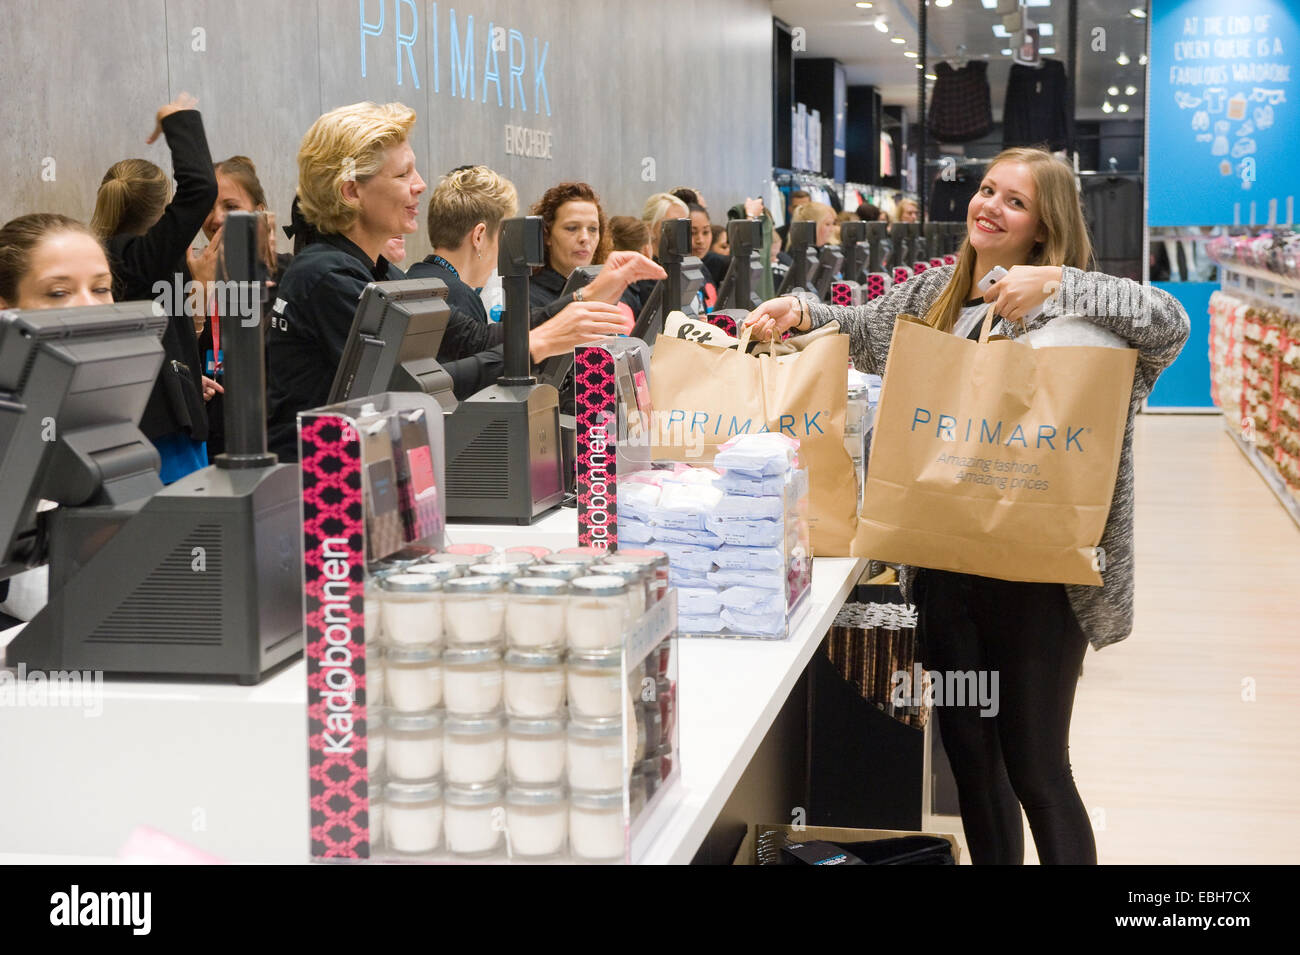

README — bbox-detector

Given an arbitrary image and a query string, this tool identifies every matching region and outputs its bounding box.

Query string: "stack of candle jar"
[365,543,678,862]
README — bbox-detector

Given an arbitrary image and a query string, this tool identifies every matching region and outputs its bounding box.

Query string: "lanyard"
[429,254,459,279]
[210,297,220,371]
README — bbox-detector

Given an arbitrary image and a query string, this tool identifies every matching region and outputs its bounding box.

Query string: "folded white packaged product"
[620,483,662,522]
[677,587,723,615]
[661,465,722,485]
[716,471,787,497]
[721,606,786,636]
[712,494,785,522]
[653,482,724,528]
[675,549,719,573]
[712,545,786,571]
[618,519,655,545]
[654,540,719,562]
[708,567,784,590]
[653,526,724,547]
[714,433,798,475]
[704,517,783,547]
[679,613,725,633]
[719,586,787,615]
[670,567,713,588]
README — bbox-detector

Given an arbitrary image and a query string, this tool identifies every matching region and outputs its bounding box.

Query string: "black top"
[106,109,218,442]
[405,257,506,400]
[265,233,402,461]
[529,265,566,310]
[1002,59,1074,153]
[702,251,729,288]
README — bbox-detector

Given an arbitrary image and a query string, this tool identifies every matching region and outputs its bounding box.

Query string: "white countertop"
[0,507,864,864]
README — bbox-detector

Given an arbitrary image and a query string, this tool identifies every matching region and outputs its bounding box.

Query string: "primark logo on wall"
[359,2,556,160]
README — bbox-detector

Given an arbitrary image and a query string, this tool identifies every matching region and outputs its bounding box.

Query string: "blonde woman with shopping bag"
[746,147,1190,865]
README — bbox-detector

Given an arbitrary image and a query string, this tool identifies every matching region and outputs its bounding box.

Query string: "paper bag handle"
[976,302,999,344]
[735,320,778,357]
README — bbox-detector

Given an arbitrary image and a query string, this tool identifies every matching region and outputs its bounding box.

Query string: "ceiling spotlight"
[1000,48,1013,56]
[1130,7,1147,17]
[891,35,906,43]
[993,25,1010,37]
[1139,54,1148,65]
[1102,101,1115,113]
[904,50,919,58]
[1117,53,1131,65]
[925,73,938,80]
[1108,86,1119,96]
[1118,103,1131,112]
[874,17,889,33]
[1039,24,1053,36]
[1040,47,1056,54]
[1125,85,1138,95]
[855,2,873,8]
[935,0,953,7]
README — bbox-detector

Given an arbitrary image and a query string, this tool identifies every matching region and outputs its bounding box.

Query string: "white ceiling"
[770,0,1149,121]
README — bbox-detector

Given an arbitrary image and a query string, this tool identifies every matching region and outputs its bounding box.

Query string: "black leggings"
[914,568,1096,865]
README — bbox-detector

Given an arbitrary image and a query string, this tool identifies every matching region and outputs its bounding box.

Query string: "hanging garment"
[1002,59,1073,152]
[768,180,786,228]
[929,171,980,222]
[881,133,895,176]
[1081,176,1144,281]
[927,61,994,143]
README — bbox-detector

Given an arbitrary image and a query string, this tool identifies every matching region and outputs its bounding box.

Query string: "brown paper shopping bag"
[650,324,858,554]
[855,306,1137,585]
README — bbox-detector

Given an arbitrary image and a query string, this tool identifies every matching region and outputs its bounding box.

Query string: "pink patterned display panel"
[574,346,618,552]
[892,266,911,285]
[866,273,892,300]
[301,414,371,860]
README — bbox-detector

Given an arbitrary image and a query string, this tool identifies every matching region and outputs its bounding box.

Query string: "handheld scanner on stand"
[777,220,817,295]
[839,221,869,284]
[715,218,764,310]
[498,215,545,385]
[657,218,690,336]
[888,222,910,279]
[866,222,890,273]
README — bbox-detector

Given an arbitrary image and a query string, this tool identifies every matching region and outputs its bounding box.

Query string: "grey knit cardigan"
[807,265,1191,651]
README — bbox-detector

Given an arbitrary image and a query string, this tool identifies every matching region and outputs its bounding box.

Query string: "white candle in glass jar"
[379,573,444,648]
[567,649,623,720]
[503,649,566,718]
[567,717,625,791]
[367,646,385,707]
[442,645,503,716]
[569,790,626,861]
[507,716,566,784]
[369,707,387,777]
[506,578,569,649]
[370,780,386,849]
[443,577,507,646]
[386,710,443,781]
[443,712,506,785]
[567,576,630,650]
[384,646,443,713]
[385,779,443,855]
[364,576,384,647]
[590,562,648,622]
[506,785,567,859]
[443,782,504,856]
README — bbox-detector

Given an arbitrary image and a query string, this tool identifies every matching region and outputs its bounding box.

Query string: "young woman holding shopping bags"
[745,147,1190,865]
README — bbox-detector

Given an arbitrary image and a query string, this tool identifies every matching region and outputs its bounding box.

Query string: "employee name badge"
[204,348,223,376]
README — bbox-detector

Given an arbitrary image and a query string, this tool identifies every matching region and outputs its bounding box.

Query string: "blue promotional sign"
[1148,0,1299,226]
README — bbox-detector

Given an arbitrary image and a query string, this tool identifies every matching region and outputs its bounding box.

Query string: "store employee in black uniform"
[265,102,426,461]
[407,166,664,400]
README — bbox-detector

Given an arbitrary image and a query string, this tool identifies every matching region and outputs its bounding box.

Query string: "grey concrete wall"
[0,0,772,262]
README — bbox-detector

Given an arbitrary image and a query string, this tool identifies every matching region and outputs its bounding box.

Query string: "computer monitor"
[327,279,455,410]
[0,302,168,583]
